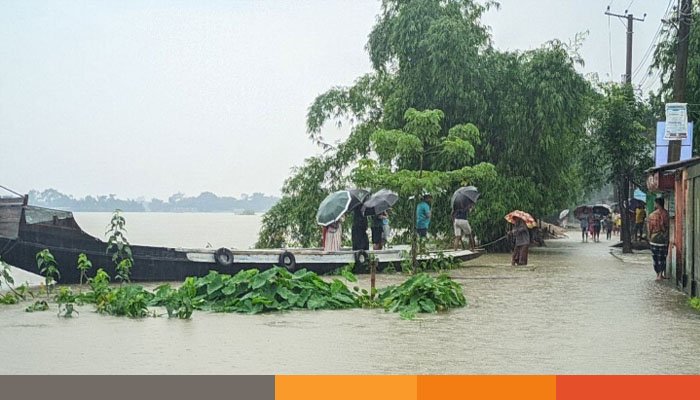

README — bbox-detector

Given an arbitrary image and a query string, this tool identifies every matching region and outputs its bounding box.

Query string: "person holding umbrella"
[361,189,399,250]
[348,189,370,251]
[371,210,388,250]
[322,218,343,252]
[317,190,353,252]
[505,210,534,266]
[451,186,479,250]
[452,204,474,250]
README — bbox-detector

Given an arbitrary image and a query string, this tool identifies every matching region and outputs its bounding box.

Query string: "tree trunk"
[620,175,632,253]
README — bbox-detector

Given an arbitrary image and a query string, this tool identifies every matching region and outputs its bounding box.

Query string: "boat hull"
[0,200,483,283]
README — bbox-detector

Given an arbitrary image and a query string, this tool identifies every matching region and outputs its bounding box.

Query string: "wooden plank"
[0,204,21,239]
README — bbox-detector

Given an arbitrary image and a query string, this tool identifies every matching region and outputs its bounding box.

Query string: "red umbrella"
[504,210,537,228]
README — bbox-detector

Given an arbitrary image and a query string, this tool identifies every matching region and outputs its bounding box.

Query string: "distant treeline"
[28,189,279,213]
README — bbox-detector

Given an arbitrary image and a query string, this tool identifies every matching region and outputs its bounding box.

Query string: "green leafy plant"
[416,253,460,273]
[378,273,466,320]
[75,268,111,306]
[76,253,93,286]
[25,300,49,312]
[191,267,358,314]
[150,278,199,319]
[55,286,76,304]
[58,303,78,318]
[106,210,134,283]
[36,249,60,297]
[0,292,19,304]
[97,285,153,318]
[1,258,29,303]
[55,287,78,318]
[690,297,700,311]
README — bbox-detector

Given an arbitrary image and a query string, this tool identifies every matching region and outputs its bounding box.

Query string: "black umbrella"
[627,198,646,212]
[347,189,370,211]
[361,189,399,216]
[574,205,592,220]
[451,186,480,210]
[592,204,611,216]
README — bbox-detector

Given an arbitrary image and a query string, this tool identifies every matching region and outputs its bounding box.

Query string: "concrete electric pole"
[604,6,645,254]
[668,0,693,163]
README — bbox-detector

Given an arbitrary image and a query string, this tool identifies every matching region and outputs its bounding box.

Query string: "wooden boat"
[0,195,483,284]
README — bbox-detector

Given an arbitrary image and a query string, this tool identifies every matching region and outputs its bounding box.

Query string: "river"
[1,213,700,374]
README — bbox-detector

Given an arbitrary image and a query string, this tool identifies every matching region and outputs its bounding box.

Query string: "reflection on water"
[2,215,700,374]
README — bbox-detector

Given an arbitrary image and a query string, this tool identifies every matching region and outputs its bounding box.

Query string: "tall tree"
[650,2,699,153]
[258,0,595,248]
[590,84,653,253]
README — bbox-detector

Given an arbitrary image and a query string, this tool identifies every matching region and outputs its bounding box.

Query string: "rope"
[0,185,23,197]
[476,235,508,249]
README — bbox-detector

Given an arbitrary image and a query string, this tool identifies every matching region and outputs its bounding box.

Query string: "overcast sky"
[0,0,673,200]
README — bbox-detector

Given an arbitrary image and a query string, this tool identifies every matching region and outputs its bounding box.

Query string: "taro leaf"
[298,289,312,306]
[221,283,238,296]
[332,292,354,305]
[340,269,357,283]
[330,279,345,294]
[251,273,269,290]
[399,304,421,320]
[206,274,224,296]
[306,294,326,310]
[285,292,300,306]
[277,286,293,300]
[419,298,436,313]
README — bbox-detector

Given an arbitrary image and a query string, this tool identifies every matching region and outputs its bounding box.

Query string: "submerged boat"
[0,195,483,284]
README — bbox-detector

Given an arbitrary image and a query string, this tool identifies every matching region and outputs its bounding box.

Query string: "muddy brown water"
[2,214,700,374]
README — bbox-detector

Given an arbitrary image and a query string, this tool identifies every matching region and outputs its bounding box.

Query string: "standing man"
[635,205,647,241]
[647,198,670,281]
[579,216,589,242]
[351,207,369,251]
[371,211,387,250]
[452,203,474,250]
[605,215,613,240]
[416,193,432,239]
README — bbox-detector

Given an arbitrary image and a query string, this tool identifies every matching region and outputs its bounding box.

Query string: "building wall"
[687,164,700,296]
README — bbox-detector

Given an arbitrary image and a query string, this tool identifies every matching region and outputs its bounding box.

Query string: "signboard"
[664,103,688,140]
[655,121,694,167]
[646,172,675,192]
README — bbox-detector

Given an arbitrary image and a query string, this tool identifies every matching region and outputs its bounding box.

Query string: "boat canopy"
[24,206,73,225]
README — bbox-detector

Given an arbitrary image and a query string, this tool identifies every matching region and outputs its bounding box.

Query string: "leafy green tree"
[352,108,496,267]
[650,2,699,153]
[258,0,595,248]
[590,84,653,253]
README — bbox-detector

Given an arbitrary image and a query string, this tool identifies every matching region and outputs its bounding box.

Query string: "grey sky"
[0,0,672,200]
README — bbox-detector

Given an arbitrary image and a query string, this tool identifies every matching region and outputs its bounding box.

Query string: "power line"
[631,0,675,79]
[608,16,615,80]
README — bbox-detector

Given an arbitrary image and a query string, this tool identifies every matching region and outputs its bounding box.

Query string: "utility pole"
[668,0,693,162]
[605,6,646,254]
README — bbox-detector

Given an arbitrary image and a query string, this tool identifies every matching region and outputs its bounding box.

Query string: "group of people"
[418,193,476,251]
[575,199,671,281]
[322,206,393,253]
[321,193,477,253]
[579,214,615,243]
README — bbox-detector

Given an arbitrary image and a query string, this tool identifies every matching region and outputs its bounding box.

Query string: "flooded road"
[2,236,700,374]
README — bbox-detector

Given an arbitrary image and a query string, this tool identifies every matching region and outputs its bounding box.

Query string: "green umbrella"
[316,191,352,226]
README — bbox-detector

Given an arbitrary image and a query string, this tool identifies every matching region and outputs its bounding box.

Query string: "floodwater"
[2,213,700,374]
